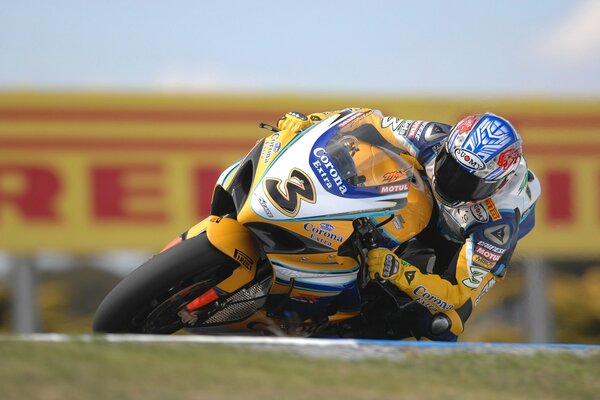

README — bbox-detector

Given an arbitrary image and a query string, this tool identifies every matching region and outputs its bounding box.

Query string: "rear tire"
[92,233,237,333]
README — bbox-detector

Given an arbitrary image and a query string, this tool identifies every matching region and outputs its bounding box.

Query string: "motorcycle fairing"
[244,111,414,222]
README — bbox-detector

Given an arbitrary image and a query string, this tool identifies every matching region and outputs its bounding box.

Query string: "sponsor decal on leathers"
[474,277,496,306]
[475,245,502,262]
[412,285,454,311]
[476,240,506,254]
[483,198,501,221]
[462,264,489,289]
[483,224,510,246]
[470,203,489,223]
[381,117,413,136]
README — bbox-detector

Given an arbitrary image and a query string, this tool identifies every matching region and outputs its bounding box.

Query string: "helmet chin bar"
[432,180,466,208]
[431,175,464,207]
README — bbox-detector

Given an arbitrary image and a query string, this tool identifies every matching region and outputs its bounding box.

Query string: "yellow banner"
[0,92,599,258]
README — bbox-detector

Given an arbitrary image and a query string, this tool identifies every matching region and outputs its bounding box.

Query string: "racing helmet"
[433,113,522,207]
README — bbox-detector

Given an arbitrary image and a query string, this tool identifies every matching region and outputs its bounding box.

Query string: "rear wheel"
[92,233,238,333]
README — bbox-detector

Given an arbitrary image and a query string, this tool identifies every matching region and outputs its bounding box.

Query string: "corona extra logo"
[311,147,349,195]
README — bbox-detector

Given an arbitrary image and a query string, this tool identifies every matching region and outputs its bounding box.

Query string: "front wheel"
[92,233,238,334]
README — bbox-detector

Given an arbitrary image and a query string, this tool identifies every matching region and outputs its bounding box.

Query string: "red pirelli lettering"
[545,170,572,223]
[194,167,222,219]
[91,165,166,222]
[0,165,61,221]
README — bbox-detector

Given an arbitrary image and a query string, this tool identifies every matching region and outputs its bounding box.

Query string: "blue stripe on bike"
[271,260,359,275]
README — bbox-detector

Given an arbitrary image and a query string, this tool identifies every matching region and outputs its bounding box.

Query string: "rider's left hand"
[367,248,405,281]
[277,111,312,133]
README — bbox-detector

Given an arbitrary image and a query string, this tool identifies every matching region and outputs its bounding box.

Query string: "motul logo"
[475,246,501,261]
[378,182,409,194]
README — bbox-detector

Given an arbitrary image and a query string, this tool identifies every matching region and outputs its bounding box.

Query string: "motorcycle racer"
[277,109,541,341]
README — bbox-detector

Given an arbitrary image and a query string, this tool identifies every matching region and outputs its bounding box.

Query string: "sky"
[1,0,599,96]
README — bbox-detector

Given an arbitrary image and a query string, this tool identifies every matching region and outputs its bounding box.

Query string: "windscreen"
[317,112,414,195]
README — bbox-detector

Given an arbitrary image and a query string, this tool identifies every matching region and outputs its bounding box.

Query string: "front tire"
[92,233,237,333]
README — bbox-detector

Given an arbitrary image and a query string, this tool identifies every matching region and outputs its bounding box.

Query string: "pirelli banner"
[0,92,598,259]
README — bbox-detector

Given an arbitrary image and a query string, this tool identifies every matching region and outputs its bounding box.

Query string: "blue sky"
[1,0,599,95]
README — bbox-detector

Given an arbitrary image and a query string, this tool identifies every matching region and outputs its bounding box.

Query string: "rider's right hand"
[277,111,312,133]
[367,248,406,281]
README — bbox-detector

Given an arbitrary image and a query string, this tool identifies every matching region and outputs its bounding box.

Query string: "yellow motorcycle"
[93,109,433,338]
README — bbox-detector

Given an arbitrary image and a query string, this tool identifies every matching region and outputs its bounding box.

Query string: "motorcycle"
[93,109,434,338]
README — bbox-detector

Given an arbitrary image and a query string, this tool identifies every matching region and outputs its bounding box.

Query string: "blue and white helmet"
[433,113,522,207]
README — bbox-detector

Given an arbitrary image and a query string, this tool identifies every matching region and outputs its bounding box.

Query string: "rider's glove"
[367,248,405,281]
[277,111,312,133]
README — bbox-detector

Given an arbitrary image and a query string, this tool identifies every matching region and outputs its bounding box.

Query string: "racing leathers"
[279,108,542,341]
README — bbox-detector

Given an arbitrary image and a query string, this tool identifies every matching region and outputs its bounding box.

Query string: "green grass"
[0,341,598,400]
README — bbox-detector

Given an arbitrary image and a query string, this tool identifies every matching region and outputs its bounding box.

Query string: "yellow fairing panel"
[184,217,211,239]
[376,173,433,243]
[253,130,298,182]
[205,216,260,293]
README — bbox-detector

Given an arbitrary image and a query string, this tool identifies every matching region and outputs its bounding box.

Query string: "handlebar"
[353,218,417,311]
[258,122,280,133]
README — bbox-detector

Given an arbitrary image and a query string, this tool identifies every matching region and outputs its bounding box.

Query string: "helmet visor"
[434,145,504,204]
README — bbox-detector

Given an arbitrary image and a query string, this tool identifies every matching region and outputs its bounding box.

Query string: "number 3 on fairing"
[264,168,316,217]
